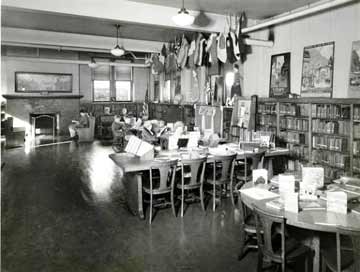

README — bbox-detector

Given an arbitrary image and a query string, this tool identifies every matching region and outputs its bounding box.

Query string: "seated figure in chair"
[112,115,127,153]
[68,109,89,140]
[141,121,158,145]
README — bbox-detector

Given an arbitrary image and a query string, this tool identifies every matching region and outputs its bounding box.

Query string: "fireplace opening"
[30,113,60,139]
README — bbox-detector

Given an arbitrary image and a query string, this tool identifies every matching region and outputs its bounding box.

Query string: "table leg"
[136,174,144,220]
[267,158,274,179]
[123,173,144,220]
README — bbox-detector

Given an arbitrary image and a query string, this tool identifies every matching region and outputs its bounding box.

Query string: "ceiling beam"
[2,0,227,33]
[1,27,164,53]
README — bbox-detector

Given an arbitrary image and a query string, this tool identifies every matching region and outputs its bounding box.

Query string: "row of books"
[354,140,360,156]
[311,104,350,119]
[312,135,348,152]
[287,143,309,160]
[257,115,277,127]
[229,127,273,142]
[354,107,360,121]
[279,131,308,145]
[323,166,345,180]
[257,103,277,114]
[279,103,310,117]
[311,120,350,135]
[280,118,309,131]
[355,124,360,139]
[312,150,349,169]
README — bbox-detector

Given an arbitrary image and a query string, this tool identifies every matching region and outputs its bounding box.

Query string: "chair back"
[78,116,96,142]
[211,153,237,183]
[244,150,266,170]
[336,226,360,272]
[149,159,178,192]
[253,205,286,270]
[180,157,207,187]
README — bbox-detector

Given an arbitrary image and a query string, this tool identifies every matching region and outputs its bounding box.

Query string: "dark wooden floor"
[1,141,257,272]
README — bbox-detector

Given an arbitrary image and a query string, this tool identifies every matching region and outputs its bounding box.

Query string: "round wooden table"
[240,182,360,272]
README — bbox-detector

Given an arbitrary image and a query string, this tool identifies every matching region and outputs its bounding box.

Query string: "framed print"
[269,52,291,98]
[349,40,360,93]
[301,42,334,98]
[15,72,72,93]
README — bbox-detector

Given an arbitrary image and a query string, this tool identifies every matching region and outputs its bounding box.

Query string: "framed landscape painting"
[301,42,334,98]
[15,72,72,93]
[269,52,291,98]
[349,40,360,92]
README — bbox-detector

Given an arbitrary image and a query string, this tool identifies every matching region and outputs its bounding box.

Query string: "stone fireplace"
[30,113,60,138]
[3,95,83,136]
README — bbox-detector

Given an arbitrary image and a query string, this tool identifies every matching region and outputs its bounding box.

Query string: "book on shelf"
[311,104,350,119]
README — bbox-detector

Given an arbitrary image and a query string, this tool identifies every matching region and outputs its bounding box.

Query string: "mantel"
[3,94,83,99]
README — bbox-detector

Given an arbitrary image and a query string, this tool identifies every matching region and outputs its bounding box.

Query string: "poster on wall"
[269,52,291,98]
[300,42,334,98]
[349,40,360,92]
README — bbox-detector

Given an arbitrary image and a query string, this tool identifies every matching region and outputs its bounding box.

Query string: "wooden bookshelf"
[256,97,360,180]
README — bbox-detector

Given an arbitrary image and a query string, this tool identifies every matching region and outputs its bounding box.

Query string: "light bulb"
[172,9,194,26]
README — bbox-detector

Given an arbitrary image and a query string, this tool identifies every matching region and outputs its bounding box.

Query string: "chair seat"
[270,237,311,263]
[205,178,230,185]
[143,185,172,195]
[176,183,201,190]
[322,247,354,271]
[243,213,257,233]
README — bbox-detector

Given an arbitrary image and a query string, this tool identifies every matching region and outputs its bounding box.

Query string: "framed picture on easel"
[269,52,291,98]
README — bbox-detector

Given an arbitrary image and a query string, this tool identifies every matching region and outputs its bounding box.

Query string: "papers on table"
[327,191,348,214]
[302,167,324,189]
[279,174,295,201]
[125,136,154,158]
[240,187,278,201]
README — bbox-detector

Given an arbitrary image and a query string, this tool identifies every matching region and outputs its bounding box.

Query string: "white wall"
[1,59,80,95]
[244,2,360,98]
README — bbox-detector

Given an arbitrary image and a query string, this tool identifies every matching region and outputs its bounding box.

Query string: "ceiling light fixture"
[172,0,194,27]
[111,24,125,57]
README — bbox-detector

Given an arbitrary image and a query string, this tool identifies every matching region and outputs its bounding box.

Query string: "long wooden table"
[109,147,290,219]
[240,182,360,272]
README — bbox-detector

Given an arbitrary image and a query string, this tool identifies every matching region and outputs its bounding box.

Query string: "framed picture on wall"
[15,72,72,93]
[269,52,291,98]
[300,42,335,98]
[349,40,360,93]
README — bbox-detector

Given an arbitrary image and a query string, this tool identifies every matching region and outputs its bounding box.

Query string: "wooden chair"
[177,156,207,217]
[205,153,236,212]
[142,159,178,224]
[232,150,266,206]
[236,182,260,260]
[77,116,96,142]
[321,226,360,272]
[253,205,313,272]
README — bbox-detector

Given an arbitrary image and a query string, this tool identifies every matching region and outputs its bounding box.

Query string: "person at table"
[68,109,89,140]
[112,115,127,152]
[120,108,128,122]
[141,121,158,144]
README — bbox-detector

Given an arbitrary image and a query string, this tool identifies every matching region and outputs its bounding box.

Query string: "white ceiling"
[128,0,319,19]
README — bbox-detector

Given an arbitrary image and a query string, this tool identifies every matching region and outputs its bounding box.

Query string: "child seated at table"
[112,115,127,152]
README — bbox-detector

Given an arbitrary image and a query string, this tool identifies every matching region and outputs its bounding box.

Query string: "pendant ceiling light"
[111,24,125,57]
[88,58,98,68]
[172,0,194,26]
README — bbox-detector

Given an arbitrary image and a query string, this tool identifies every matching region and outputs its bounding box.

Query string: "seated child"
[112,115,127,152]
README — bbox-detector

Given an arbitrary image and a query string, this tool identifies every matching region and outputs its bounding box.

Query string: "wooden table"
[109,147,290,219]
[240,182,360,272]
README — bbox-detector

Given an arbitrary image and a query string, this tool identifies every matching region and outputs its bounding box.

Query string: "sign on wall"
[349,40,360,93]
[300,42,335,98]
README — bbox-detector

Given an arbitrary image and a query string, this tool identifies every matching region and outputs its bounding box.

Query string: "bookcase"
[256,98,360,180]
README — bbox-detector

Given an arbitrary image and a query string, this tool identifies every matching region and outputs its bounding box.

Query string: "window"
[115,81,131,101]
[93,80,111,101]
[93,64,111,101]
[115,66,132,101]
[92,63,132,102]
